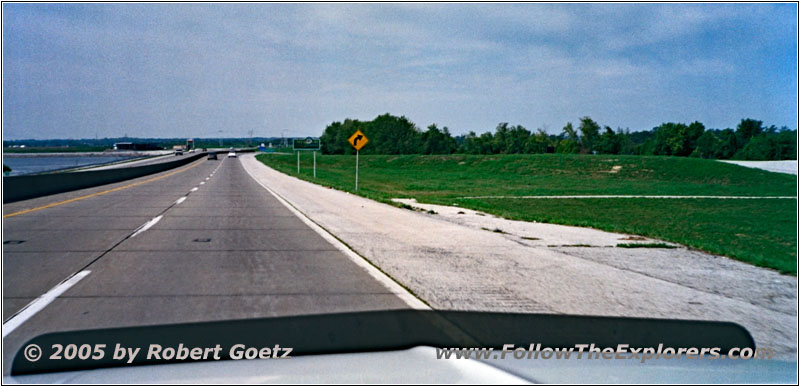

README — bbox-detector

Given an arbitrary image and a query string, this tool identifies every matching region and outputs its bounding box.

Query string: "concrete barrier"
[3,153,206,203]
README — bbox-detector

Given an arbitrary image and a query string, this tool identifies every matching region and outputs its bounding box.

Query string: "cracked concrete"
[242,154,797,360]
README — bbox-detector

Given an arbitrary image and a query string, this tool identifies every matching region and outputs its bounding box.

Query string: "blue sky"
[2,3,797,140]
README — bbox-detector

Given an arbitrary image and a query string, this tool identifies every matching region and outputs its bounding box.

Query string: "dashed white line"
[200,182,205,185]
[3,271,91,337]
[130,215,163,238]
[4,159,227,336]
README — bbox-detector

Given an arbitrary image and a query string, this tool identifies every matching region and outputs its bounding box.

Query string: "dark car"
[208,152,218,160]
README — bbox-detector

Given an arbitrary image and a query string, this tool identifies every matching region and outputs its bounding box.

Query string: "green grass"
[257,153,797,274]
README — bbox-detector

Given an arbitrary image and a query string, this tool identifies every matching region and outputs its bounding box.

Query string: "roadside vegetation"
[321,114,796,161]
[257,153,797,274]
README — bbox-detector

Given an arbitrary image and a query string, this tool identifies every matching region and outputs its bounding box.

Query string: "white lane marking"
[191,187,198,192]
[3,271,91,337]
[206,177,210,180]
[130,215,163,238]
[242,157,429,310]
[200,182,205,185]
[175,196,187,205]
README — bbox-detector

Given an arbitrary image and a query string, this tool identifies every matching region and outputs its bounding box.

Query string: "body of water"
[3,155,137,176]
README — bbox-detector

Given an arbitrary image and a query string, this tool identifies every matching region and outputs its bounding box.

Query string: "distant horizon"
[3,112,798,143]
[4,119,798,144]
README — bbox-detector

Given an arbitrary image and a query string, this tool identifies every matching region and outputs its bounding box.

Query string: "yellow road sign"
[348,130,369,151]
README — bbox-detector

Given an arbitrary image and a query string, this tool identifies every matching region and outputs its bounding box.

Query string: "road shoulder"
[240,154,797,360]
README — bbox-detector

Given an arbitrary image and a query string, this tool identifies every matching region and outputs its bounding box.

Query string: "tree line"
[320,113,796,160]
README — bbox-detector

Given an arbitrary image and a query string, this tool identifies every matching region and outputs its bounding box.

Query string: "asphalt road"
[2,155,409,374]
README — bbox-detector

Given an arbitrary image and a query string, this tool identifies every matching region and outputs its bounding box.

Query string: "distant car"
[227,151,237,158]
[208,152,218,160]
[174,151,183,156]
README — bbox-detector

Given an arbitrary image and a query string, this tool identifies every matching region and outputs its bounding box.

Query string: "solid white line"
[3,271,91,337]
[242,156,429,310]
[175,196,187,205]
[191,187,198,192]
[456,195,797,199]
[130,215,163,238]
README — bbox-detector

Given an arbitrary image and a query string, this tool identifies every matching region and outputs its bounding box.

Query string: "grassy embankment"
[257,153,797,274]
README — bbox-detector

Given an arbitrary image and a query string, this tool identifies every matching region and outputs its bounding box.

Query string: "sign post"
[355,151,359,191]
[292,137,321,177]
[347,130,369,191]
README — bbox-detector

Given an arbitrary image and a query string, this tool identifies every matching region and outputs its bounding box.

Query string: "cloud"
[1,3,796,140]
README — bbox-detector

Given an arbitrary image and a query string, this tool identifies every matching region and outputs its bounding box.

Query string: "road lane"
[3,159,216,320]
[0,156,218,356]
[2,156,410,375]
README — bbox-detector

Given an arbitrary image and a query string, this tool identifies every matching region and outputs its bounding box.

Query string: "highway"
[2,155,409,374]
[83,149,224,171]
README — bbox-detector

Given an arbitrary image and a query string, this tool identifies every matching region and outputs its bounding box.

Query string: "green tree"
[735,134,779,160]
[556,122,579,154]
[686,121,706,153]
[525,129,551,153]
[717,129,739,159]
[618,129,634,155]
[736,118,763,145]
[691,131,723,159]
[366,114,422,154]
[421,124,458,154]
[649,121,703,156]
[491,123,511,153]
[321,119,365,155]
[776,129,797,159]
[461,131,482,154]
[596,126,621,154]
[320,121,344,154]
[578,117,600,154]
[507,125,531,154]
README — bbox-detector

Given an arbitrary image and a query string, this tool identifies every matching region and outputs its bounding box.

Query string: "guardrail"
[3,153,207,204]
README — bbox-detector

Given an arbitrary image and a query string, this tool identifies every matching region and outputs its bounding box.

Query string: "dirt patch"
[619,236,647,241]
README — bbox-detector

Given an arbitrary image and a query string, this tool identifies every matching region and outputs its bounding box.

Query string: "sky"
[2,3,797,140]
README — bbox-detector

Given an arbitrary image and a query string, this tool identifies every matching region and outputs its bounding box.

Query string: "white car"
[227,151,237,158]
